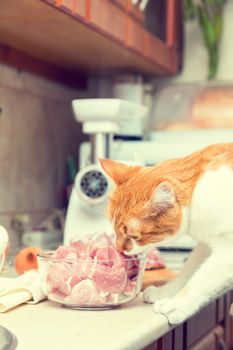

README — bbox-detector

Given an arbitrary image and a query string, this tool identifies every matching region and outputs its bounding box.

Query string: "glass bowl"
[37,252,146,310]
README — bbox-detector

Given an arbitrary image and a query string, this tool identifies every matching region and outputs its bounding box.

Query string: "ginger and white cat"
[100,143,233,324]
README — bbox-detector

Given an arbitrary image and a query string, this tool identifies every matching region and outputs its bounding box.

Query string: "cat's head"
[100,159,182,255]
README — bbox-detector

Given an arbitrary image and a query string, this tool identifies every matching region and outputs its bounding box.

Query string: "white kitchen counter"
[1,294,171,350]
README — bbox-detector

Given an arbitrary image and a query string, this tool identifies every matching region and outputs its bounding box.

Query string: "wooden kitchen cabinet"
[188,326,225,350]
[157,332,173,350]
[172,325,184,350]
[217,295,225,323]
[64,0,86,19]
[144,332,173,350]
[125,16,146,54]
[185,302,217,348]
[224,291,233,348]
[111,0,127,10]
[144,291,233,350]
[89,0,126,43]
[0,0,183,87]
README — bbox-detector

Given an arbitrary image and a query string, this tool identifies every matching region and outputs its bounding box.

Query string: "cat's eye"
[129,235,139,240]
[128,233,140,241]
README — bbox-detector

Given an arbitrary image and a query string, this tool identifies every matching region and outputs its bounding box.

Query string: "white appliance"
[64,99,148,245]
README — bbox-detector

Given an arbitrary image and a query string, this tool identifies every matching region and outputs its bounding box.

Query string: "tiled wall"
[0,63,87,247]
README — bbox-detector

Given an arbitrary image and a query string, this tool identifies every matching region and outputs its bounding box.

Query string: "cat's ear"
[99,159,140,186]
[152,181,175,206]
[143,181,175,218]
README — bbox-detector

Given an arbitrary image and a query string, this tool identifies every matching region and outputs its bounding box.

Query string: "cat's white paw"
[143,285,175,304]
[143,286,159,303]
[143,286,165,304]
[153,298,187,324]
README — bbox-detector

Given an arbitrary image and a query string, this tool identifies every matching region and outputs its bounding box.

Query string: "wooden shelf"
[0,0,181,85]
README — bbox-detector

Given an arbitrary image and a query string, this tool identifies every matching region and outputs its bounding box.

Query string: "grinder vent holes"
[80,170,108,199]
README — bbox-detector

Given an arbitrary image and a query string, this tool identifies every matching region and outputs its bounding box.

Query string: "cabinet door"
[157,331,173,350]
[224,291,233,348]
[189,332,216,350]
[188,325,224,350]
[185,301,217,348]
[143,343,158,350]
[217,295,225,323]
[172,325,184,350]
[143,331,172,350]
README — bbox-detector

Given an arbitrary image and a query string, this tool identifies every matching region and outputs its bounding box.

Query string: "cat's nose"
[116,238,124,251]
[116,236,132,252]
[122,237,133,252]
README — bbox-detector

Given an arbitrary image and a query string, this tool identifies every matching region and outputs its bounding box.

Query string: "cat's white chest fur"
[144,165,233,325]
[187,165,233,244]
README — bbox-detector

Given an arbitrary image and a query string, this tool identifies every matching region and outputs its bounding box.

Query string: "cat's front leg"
[153,245,233,324]
[144,242,209,304]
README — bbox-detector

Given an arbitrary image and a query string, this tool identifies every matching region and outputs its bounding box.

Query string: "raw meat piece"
[70,279,106,305]
[50,287,67,299]
[88,234,115,258]
[47,262,73,295]
[69,275,82,289]
[95,246,122,267]
[70,240,89,259]
[95,264,127,293]
[123,256,140,279]
[91,233,114,247]
[106,293,119,304]
[72,258,96,280]
[124,280,136,296]
[145,249,166,270]
[52,246,76,260]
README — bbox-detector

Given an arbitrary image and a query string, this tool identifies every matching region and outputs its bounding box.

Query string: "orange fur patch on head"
[102,164,182,251]
[99,159,141,186]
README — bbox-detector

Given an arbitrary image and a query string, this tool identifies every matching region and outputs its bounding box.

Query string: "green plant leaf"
[198,9,218,48]
[214,14,223,40]
[184,0,225,80]
[208,46,219,79]
[215,0,226,5]
[183,0,197,20]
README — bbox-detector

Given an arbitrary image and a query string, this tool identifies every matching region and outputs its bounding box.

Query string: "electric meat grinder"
[64,99,148,245]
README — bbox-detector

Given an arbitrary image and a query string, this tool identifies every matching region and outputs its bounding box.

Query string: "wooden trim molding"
[166,0,183,48]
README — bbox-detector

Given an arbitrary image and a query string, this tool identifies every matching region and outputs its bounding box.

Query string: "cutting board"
[142,268,176,290]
